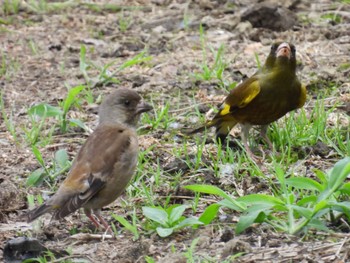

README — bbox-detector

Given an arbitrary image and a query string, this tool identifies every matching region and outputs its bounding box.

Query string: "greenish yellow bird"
[189,42,306,158]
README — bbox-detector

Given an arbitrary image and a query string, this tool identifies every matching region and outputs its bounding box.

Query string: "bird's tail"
[26,203,52,223]
[214,118,238,141]
[185,119,218,135]
[186,115,238,139]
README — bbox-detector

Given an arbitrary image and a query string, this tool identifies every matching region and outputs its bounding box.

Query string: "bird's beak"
[136,101,153,114]
[276,43,291,59]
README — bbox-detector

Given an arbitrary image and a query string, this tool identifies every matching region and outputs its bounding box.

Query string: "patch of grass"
[143,101,172,130]
[112,208,140,240]
[83,3,122,13]
[0,51,20,80]
[28,39,40,55]
[22,0,78,14]
[22,250,73,263]
[79,45,152,88]
[26,147,71,188]
[118,10,133,32]
[2,0,20,15]
[183,237,200,262]
[194,24,229,85]
[22,108,56,146]
[27,84,88,135]
[185,157,350,235]
[321,13,342,24]
[0,92,19,144]
[338,63,350,71]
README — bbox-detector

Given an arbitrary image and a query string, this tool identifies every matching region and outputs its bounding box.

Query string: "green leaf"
[286,177,323,192]
[199,204,220,225]
[328,201,350,217]
[218,199,244,211]
[236,209,267,234]
[339,183,350,195]
[69,118,89,132]
[308,218,329,232]
[297,195,317,206]
[184,184,245,211]
[63,85,85,114]
[112,214,137,236]
[327,157,350,191]
[142,207,168,226]
[26,168,45,187]
[55,149,69,169]
[291,205,313,219]
[314,200,329,214]
[176,217,203,228]
[31,145,45,167]
[237,194,284,206]
[28,103,63,118]
[318,158,350,202]
[314,169,327,184]
[275,164,286,186]
[118,51,152,71]
[156,226,174,237]
[169,205,187,225]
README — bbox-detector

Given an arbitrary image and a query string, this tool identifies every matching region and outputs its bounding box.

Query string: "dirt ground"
[1,0,350,262]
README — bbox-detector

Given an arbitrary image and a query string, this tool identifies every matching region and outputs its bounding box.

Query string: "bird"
[189,42,306,158]
[25,88,152,229]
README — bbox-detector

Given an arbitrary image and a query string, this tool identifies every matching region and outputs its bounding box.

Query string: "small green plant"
[80,45,152,88]
[23,108,56,146]
[194,24,228,84]
[28,39,40,55]
[2,0,20,15]
[182,3,190,31]
[0,92,18,143]
[22,0,76,14]
[24,0,49,13]
[26,147,71,187]
[22,249,72,263]
[183,237,200,262]
[0,51,20,80]
[321,13,342,24]
[142,204,203,237]
[142,101,171,130]
[185,157,350,235]
[118,10,133,32]
[112,208,140,241]
[144,256,156,263]
[28,84,88,134]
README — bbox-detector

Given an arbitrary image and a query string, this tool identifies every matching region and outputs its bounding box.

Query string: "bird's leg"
[84,208,101,229]
[93,209,110,231]
[241,124,259,160]
[260,125,273,151]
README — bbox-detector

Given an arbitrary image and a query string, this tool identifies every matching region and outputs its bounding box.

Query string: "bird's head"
[264,42,297,72]
[98,88,152,127]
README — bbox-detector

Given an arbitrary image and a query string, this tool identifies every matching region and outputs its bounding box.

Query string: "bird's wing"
[218,76,261,116]
[298,83,307,108]
[51,124,135,219]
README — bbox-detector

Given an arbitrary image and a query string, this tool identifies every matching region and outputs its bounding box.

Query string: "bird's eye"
[124,100,130,106]
[271,44,278,52]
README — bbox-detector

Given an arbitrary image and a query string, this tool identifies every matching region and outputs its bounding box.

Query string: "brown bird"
[189,42,306,158]
[25,88,152,229]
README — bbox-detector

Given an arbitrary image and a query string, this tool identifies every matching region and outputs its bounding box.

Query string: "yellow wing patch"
[237,81,260,108]
[220,103,231,116]
[297,83,307,108]
[218,79,261,116]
